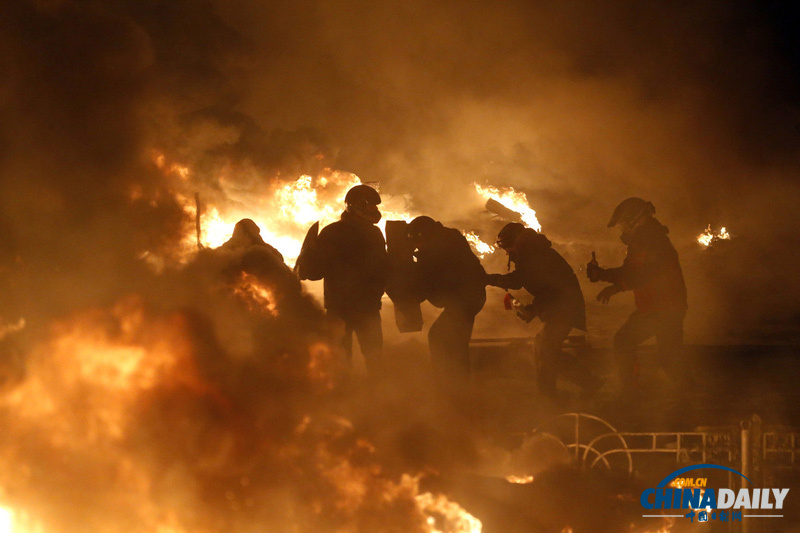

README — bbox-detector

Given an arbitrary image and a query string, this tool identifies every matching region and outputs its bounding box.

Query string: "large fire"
[177,170,365,266]
[1,151,565,533]
[146,152,500,268]
[0,288,482,532]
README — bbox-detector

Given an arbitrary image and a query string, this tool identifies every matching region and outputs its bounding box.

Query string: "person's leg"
[428,307,473,380]
[542,321,603,394]
[353,311,384,377]
[653,311,687,386]
[613,311,656,393]
[326,312,353,369]
[450,308,476,378]
[534,321,572,398]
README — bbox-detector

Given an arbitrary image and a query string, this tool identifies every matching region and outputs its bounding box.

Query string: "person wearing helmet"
[312,184,388,377]
[587,197,687,397]
[487,223,601,400]
[221,218,285,263]
[407,216,486,380]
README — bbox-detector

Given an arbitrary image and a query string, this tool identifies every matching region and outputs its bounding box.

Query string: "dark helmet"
[496,222,525,249]
[345,184,381,207]
[407,216,440,241]
[607,197,655,228]
[344,184,381,224]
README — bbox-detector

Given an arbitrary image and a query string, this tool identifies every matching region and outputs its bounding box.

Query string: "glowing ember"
[697,225,731,247]
[233,272,278,316]
[505,474,534,484]
[474,183,542,231]
[463,232,495,258]
[416,491,482,533]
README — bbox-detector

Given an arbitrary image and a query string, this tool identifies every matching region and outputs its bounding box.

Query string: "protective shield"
[385,220,423,332]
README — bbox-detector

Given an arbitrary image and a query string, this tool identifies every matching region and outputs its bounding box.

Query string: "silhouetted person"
[311,185,388,376]
[218,218,296,283]
[587,198,687,396]
[486,223,601,400]
[407,216,486,379]
[222,218,285,262]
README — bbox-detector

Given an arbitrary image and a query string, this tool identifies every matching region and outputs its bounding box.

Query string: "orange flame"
[144,154,525,268]
[505,475,534,484]
[474,183,542,231]
[697,225,731,247]
[463,232,495,258]
[416,490,483,533]
[233,272,278,316]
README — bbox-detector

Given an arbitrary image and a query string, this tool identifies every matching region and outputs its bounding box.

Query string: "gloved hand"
[485,273,505,287]
[596,285,622,305]
[586,261,604,283]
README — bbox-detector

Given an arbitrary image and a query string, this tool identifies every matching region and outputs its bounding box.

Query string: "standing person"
[587,197,687,396]
[486,223,602,400]
[407,216,486,379]
[309,184,388,377]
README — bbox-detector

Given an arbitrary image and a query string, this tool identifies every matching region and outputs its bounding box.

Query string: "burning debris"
[462,232,496,258]
[0,226,494,533]
[415,491,482,533]
[504,475,535,485]
[475,184,542,231]
[697,225,732,248]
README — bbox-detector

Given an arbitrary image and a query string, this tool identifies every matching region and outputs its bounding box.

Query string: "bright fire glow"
[146,153,517,267]
[416,492,482,533]
[182,172,363,266]
[0,506,44,533]
[474,183,542,231]
[233,272,278,316]
[0,296,489,533]
[0,507,12,533]
[505,475,534,484]
[463,232,495,258]
[697,225,731,247]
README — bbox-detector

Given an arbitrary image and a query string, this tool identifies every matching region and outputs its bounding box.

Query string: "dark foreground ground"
[343,338,800,533]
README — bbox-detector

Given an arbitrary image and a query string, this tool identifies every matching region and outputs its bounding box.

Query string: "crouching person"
[487,223,601,401]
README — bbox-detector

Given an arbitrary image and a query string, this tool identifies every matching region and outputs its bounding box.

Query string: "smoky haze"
[1,0,799,335]
[1,1,800,532]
